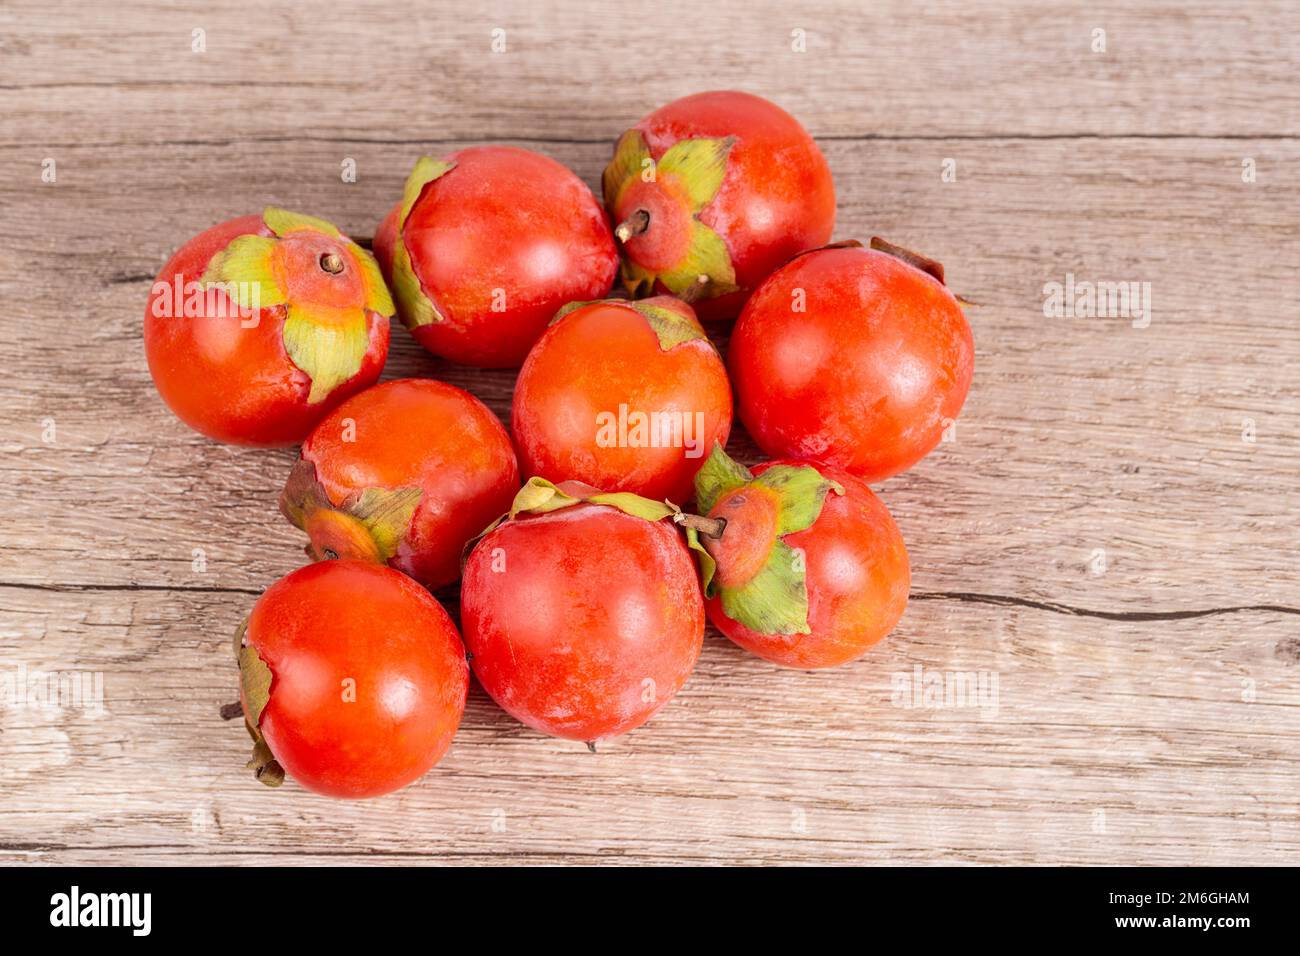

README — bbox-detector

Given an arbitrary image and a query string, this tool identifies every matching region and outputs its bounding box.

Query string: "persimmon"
[460,479,707,743]
[687,445,910,669]
[280,378,519,589]
[144,208,391,446]
[373,146,618,368]
[728,240,974,482]
[602,90,834,321]
[235,560,469,798]
[512,296,732,504]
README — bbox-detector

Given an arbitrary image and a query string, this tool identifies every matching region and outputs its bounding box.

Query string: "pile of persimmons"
[144,91,973,798]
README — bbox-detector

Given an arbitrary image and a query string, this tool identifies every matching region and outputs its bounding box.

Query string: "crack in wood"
[0,580,1294,621]
[911,591,1300,621]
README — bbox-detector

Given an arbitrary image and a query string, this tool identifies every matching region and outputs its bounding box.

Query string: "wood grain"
[1,0,1297,865]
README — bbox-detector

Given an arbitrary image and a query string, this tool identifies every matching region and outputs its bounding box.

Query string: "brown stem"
[219,701,244,721]
[678,273,712,304]
[614,209,650,243]
[674,512,727,539]
[319,252,345,275]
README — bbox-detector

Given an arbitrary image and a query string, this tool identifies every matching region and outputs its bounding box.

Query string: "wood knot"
[1274,638,1300,664]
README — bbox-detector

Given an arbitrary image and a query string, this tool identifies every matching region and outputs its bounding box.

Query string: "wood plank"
[2,586,1296,865]
[2,0,1298,144]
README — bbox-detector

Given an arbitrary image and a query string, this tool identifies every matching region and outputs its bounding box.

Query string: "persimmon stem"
[674,513,727,539]
[219,701,244,721]
[614,209,650,243]
[677,273,713,304]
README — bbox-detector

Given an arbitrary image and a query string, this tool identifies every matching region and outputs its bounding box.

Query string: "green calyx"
[464,476,716,585]
[264,207,341,239]
[233,618,284,788]
[281,308,369,405]
[392,156,457,330]
[692,443,843,636]
[602,130,739,302]
[550,297,711,352]
[200,206,392,405]
[279,457,423,566]
[200,234,284,310]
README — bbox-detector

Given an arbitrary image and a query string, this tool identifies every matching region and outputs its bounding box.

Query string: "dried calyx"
[390,157,457,329]
[550,296,714,353]
[869,236,945,285]
[867,236,978,304]
[232,618,284,788]
[463,476,716,582]
[279,458,423,567]
[791,237,976,305]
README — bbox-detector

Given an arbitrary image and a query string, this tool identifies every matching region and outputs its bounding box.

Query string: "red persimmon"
[373,146,618,368]
[512,296,732,504]
[280,378,519,589]
[729,240,974,483]
[460,480,706,743]
[602,90,835,321]
[236,560,469,798]
[690,445,910,669]
[144,208,391,446]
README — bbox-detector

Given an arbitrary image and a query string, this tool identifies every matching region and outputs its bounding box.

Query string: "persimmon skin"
[613,91,835,321]
[706,462,910,669]
[511,297,732,504]
[374,146,618,367]
[729,246,974,482]
[244,560,469,799]
[461,493,705,742]
[299,379,519,589]
[144,215,388,446]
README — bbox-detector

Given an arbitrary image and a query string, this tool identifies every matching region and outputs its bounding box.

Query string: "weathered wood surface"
[1,0,1297,865]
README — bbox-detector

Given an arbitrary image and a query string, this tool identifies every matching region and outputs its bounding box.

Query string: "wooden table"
[2,0,1296,865]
